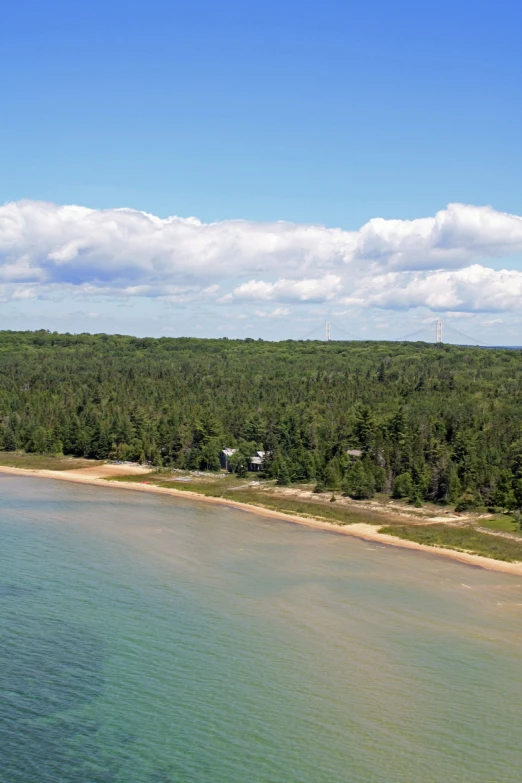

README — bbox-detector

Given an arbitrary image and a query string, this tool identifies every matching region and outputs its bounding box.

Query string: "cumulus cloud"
[353,265,522,313]
[254,307,291,318]
[222,275,342,303]
[1,199,522,313]
[353,203,522,270]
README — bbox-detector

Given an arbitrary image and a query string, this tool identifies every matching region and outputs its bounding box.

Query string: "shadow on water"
[0,583,45,598]
[0,599,177,783]
[0,609,132,783]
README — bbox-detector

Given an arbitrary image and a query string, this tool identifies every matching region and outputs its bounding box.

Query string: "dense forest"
[1,330,522,511]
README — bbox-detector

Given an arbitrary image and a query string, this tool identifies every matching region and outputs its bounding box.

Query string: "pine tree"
[343,460,375,499]
[355,405,375,451]
[492,470,516,510]
[323,458,342,490]
[277,460,291,486]
[515,478,522,510]
[392,472,413,499]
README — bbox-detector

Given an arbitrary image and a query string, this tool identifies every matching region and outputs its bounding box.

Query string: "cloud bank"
[1,199,522,313]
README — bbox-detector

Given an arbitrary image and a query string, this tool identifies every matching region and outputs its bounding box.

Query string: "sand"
[1,464,522,576]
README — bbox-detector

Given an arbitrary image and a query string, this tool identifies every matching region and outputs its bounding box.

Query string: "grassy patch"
[479,515,520,533]
[380,523,522,562]
[107,473,388,525]
[0,452,103,471]
[106,474,236,494]
[219,490,387,525]
[106,472,162,484]
[159,480,229,496]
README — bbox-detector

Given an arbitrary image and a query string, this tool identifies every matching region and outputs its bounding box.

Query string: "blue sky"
[1,0,521,343]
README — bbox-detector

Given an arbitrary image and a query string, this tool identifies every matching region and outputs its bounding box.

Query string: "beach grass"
[380,523,522,562]
[218,489,389,526]
[478,515,520,533]
[107,473,391,526]
[0,452,103,471]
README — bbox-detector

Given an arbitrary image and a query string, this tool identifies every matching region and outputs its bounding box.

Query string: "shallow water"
[1,475,522,782]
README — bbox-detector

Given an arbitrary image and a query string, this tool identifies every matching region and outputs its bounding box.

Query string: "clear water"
[1,475,522,782]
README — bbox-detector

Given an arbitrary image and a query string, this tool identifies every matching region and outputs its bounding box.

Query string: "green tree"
[515,478,522,509]
[492,470,516,510]
[409,485,423,507]
[373,465,387,492]
[199,441,221,471]
[2,426,17,451]
[355,405,375,451]
[228,449,249,477]
[276,459,291,486]
[243,414,266,443]
[342,460,375,499]
[392,471,413,499]
[1,330,522,509]
[323,458,342,490]
[455,489,479,512]
[194,412,222,445]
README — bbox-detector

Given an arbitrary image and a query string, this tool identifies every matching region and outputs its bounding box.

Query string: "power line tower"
[435,318,443,345]
[325,321,331,342]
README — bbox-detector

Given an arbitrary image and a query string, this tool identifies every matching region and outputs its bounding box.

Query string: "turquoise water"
[1,476,522,782]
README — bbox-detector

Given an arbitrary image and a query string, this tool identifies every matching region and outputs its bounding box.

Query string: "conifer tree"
[277,460,291,486]
[343,460,375,499]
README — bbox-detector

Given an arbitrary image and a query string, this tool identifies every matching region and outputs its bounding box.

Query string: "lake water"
[1,474,522,782]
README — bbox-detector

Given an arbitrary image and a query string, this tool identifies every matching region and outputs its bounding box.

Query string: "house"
[248,451,269,472]
[248,456,263,471]
[346,449,363,459]
[222,448,269,472]
[220,448,237,470]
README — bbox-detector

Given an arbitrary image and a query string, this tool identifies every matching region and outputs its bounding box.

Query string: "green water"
[1,475,522,782]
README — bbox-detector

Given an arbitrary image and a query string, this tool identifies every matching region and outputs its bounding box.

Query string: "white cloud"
[442,311,475,319]
[254,307,291,318]
[358,265,522,313]
[1,199,522,314]
[353,203,522,270]
[224,275,342,303]
[0,284,37,302]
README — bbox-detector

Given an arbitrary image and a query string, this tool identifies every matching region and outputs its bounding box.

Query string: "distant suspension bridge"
[300,318,494,346]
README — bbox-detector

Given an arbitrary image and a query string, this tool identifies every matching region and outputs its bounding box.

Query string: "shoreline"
[2,464,522,576]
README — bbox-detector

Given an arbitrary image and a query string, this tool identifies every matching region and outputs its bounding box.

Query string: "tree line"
[1,330,522,511]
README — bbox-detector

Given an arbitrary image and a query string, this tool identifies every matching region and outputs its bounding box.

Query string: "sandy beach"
[1,463,522,576]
